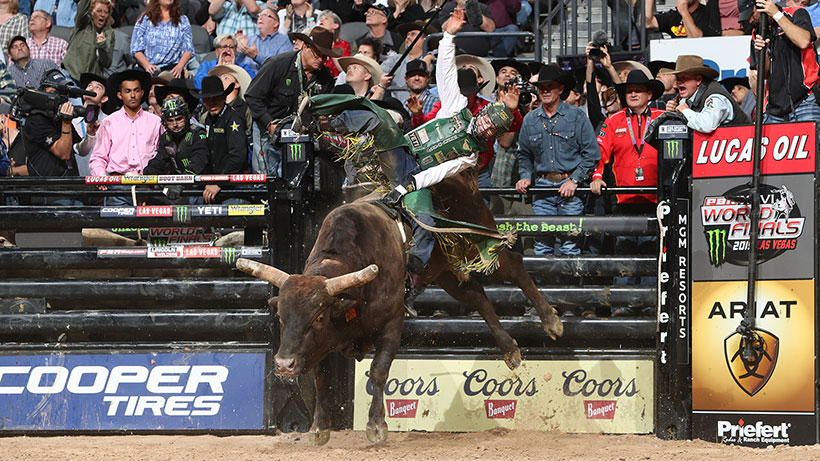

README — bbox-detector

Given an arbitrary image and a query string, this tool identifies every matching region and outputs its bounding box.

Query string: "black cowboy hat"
[491,58,531,80]
[107,69,152,103]
[155,77,198,109]
[647,60,676,78]
[397,19,438,36]
[288,26,343,58]
[534,64,576,99]
[615,69,665,105]
[192,75,234,100]
[79,72,106,90]
[458,68,490,96]
[720,76,750,92]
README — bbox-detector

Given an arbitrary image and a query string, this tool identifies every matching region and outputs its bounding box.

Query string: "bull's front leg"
[308,358,332,445]
[365,317,402,444]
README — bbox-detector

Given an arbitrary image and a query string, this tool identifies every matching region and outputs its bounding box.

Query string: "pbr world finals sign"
[690,122,817,446]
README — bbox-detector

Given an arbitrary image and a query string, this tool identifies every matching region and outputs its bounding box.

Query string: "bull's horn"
[237,258,290,288]
[324,264,379,296]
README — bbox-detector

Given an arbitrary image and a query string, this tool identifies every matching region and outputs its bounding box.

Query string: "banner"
[0,351,266,430]
[353,358,653,433]
[690,123,817,446]
[649,36,750,80]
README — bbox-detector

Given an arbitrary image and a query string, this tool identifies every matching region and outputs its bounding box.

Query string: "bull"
[237,174,564,445]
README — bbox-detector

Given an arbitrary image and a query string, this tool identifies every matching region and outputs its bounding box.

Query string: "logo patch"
[724,329,779,396]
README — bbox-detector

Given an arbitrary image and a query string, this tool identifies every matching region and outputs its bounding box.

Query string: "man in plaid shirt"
[403,59,439,120]
[27,9,67,67]
[210,0,267,37]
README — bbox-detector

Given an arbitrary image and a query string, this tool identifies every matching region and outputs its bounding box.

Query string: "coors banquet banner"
[690,122,817,446]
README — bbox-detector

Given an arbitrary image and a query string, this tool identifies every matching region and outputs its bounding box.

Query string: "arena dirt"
[2,429,820,460]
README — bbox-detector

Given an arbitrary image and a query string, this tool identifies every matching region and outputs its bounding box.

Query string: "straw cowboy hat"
[612,60,652,79]
[338,53,384,84]
[663,55,719,80]
[288,26,344,58]
[208,64,252,100]
[455,54,495,98]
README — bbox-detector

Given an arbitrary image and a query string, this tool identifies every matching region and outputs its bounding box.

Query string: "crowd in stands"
[0,0,816,317]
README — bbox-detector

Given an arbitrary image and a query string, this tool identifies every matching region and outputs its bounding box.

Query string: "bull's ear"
[267,296,279,314]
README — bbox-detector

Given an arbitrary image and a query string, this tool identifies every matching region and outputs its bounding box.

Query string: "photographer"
[584,39,622,130]
[23,70,82,203]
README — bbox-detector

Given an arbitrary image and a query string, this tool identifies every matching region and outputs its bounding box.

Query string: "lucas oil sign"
[353,358,653,433]
[0,351,266,430]
[690,122,817,446]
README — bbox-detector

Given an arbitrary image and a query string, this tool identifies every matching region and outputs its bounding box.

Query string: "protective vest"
[406,108,486,171]
[689,80,750,126]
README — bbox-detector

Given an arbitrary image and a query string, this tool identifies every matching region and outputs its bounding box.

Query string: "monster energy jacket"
[144,125,209,175]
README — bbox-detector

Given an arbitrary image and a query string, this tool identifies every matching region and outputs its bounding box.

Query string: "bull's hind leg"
[308,358,332,445]
[492,248,563,340]
[436,270,522,370]
[365,316,403,444]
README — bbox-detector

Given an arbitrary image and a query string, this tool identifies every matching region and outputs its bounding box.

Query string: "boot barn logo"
[701,184,804,267]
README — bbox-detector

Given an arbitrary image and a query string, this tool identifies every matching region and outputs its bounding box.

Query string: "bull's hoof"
[542,308,564,340]
[308,429,331,446]
[365,423,388,444]
[503,348,522,370]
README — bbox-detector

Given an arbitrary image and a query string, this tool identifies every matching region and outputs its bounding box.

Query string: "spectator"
[7,35,56,88]
[391,0,426,26]
[33,0,76,28]
[279,0,319,34]
[0,58,15,103]
[515,64,600,256]
[433,0,494,56]
[749,0,820,123]
[338,53,382,97]
[147,70,173,116]
[131,0,195,79]
[0,0,29,61]
[647,59,678,109]
[380,19,436,100]
[356,36,383,61]
[318,10,350,77]
[236,7,292,70]
[193,34,256,89]
[89,70,162,204]
[208,63,252,138]
[720,76,755,120]
[195,75,248,204]
[27,9,67,66]
[72,72,108,177]
[210,0,266,37]
[246,26,338,159]
[664,55,750,133]
[22,69,80,184]
[403,59,438,118]
[612,60,651,81]
[484,0,520,57]
[719,0,743,35]
[64,0,113,81]
[645,0,721,38]
[355,3,402,55]
[492,57,529,96]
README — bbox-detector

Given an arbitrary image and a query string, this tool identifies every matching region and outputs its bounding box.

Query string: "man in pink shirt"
[90,69,162,205]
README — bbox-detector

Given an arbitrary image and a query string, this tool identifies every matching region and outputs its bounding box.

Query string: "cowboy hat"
[664,55,719,80]
[534,64,576,99]
[338,53,383,84]
[647,60,676,77]
[457,68,488,95]
[80,72,107,91]
[154,77,198,110]
[288,26,343,58]
[192,75,235,100]
[455,54,495,98]
[107,69,152,103]
[208,64,252,100]
[615,70,665,105]
[612,60,652,79]
[491,58,531,81]
[720,76,750,92]
[397,20,438,36]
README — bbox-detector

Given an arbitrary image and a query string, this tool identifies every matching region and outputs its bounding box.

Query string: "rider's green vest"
[406,108,487,171]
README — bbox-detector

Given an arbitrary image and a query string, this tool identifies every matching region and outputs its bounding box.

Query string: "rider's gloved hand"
[382,178,417,208]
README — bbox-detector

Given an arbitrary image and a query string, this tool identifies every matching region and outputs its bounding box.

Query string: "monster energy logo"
[167,99,178,110]
[181,158,190,167]
[706,228,728,266]
[174,206,191,223]
[220,247,238,264]
[664,140,681,159]
[289,143,303,161]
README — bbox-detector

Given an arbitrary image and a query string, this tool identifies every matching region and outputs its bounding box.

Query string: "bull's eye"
[313,314,325,327]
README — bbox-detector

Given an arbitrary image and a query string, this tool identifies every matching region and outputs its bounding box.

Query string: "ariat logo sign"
[724,329,779,396]
[386,399,418,418]
[717,419,791,444]
[485,400,517,419]
[701,184,804,267]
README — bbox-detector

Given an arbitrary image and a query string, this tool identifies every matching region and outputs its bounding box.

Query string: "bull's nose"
[275,356,297,374]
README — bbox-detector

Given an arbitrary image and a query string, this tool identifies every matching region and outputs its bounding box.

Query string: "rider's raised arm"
[434,32,468,119]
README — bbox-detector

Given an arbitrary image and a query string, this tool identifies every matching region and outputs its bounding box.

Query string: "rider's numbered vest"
[406,108,486,171]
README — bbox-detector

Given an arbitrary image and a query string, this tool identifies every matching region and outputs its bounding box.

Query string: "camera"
[10,87,99,124]
[505,75,538,110]
[588,30,612,62]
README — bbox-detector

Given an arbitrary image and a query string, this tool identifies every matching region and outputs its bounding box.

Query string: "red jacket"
[594,107,664,204]
[412,97,523,169]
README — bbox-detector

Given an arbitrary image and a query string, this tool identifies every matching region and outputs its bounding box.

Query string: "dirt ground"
[1,429,820,460]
